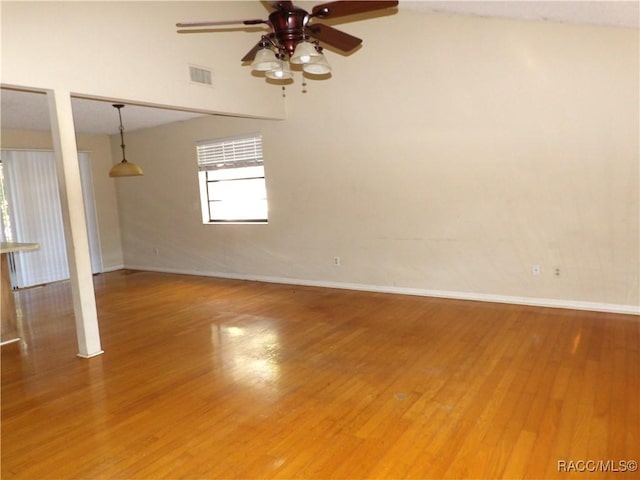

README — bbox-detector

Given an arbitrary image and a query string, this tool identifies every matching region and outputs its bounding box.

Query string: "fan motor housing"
[269,7,308,57]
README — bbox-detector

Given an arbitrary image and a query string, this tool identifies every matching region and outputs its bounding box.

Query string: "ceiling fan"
[177,1,398,81]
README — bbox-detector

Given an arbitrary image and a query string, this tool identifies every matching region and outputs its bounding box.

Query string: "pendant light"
[109,104,143,177]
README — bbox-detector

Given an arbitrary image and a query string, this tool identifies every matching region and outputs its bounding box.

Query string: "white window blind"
[197,134,263,171]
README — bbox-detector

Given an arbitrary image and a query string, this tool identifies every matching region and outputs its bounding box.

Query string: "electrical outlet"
[333,256,341,266]
[532,264,541,276]
[554,267,561,277]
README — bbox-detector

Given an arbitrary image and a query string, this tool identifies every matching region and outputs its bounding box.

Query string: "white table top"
[0,242,40,254]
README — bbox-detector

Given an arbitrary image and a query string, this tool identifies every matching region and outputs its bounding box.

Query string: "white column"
[47,90,104,358]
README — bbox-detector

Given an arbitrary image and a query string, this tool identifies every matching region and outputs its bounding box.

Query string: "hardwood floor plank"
[502,430,538,479]
[2,270,638,479]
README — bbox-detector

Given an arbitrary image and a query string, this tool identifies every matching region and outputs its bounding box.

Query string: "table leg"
[1,252,19,344]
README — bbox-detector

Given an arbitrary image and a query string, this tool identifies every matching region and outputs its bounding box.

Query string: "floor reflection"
[211,315,281,389]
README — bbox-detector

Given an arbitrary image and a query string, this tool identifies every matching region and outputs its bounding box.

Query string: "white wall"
[113,11,639,313]
[2,2,637,313]
[1,129,125,271]
[1,1,285,119]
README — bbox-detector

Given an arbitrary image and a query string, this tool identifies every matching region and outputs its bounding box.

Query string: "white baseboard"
[123,265,640,316]
[101,264,125,273]
[77,350,104,359]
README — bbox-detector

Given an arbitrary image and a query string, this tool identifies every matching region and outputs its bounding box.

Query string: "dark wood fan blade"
[241,41,265,62]
[241,34,276,61]
[176,19,266,28]
[311,1,398,19]
[305,23,362,52]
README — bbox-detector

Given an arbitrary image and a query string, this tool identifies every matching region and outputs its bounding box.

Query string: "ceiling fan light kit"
[257,36,329,82]
[177,1,398,89]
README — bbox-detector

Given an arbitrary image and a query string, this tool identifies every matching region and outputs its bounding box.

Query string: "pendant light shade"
[290,41,320,65]
[251,47,280,72]
[109,159,144,177]
[302,53,331,75]
[109,104,143,178]
[265,59,293,80]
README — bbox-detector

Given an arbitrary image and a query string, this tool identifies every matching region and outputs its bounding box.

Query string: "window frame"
[196,133,268,225]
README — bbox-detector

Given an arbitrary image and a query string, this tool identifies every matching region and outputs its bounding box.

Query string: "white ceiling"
[2,1,637,135]
[402,1,639,29]
[0,90,209,135]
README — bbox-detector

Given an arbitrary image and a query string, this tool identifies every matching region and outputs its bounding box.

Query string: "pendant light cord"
[114,105,127,162]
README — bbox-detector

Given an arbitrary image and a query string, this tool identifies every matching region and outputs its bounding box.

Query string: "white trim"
[0,148,92,153]
[0,337,21,346]
[101,264,124,273]
[77,350,104,359]
[123,265,640,316]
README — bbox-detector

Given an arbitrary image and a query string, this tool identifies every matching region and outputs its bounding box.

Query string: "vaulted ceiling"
[2,1,637,135]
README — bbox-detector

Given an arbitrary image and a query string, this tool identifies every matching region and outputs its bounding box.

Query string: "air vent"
[189,65,213,86]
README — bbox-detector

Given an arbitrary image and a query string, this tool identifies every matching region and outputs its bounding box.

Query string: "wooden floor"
[1,270,638,479]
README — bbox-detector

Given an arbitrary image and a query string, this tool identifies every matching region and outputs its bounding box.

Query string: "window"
[196,134,268,224]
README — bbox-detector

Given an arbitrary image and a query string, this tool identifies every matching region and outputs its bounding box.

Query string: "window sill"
[203,221,268,225]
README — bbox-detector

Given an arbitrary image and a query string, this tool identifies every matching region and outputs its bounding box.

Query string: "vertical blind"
[1,150,102,288]
[78,155,103,274]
